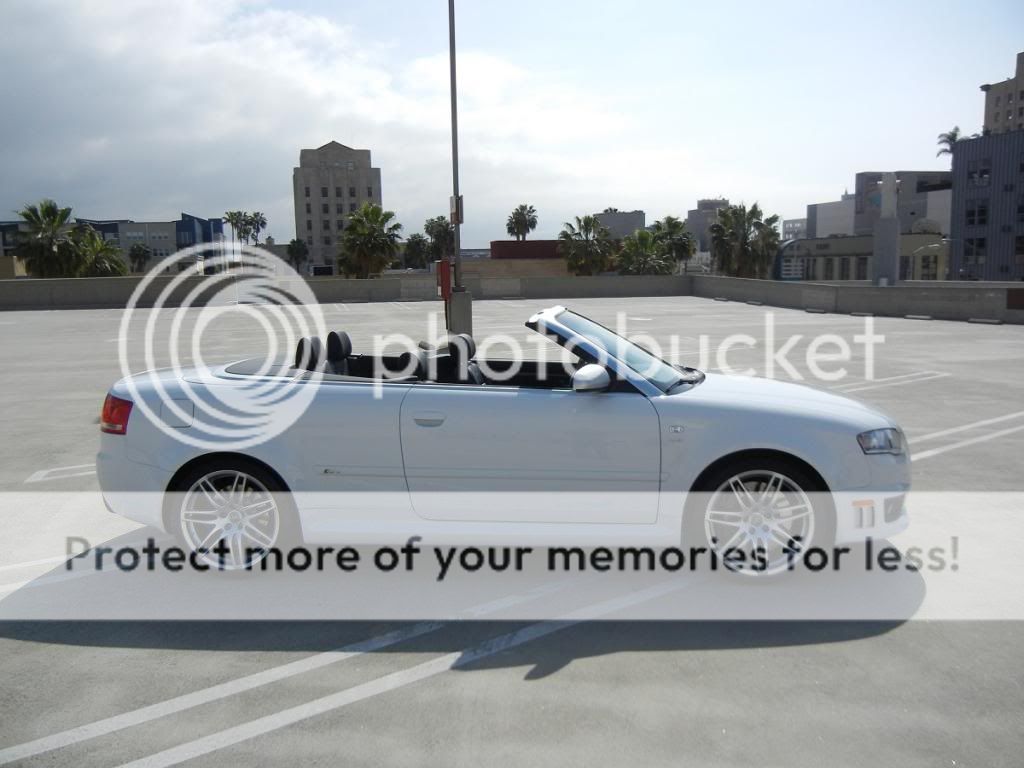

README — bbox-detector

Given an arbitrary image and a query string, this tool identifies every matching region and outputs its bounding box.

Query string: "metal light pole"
[448,0,462,289]
[446,0,472,334]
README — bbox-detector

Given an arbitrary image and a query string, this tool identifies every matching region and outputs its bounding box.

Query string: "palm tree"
[338,203,403,279]
[650,215,696,273]
[223,211,246,257]
[505,204,538,241]
[128,242,151,273]
[616,229,674,275]
[936,126,961,158]
[424,216,455,260]
[403,233,430,269]
[709,203,780,278]
[13,198,76,277]
[286,238,308,273]
[247,211,267,245]
[558,215,613,276]
[73,226,128,277]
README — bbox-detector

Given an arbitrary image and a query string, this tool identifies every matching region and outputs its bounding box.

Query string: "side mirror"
[572,364,611,393]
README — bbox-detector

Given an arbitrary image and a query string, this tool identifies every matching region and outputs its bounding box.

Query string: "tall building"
[77,213,224,271]
[782,218,807,241]
[686,198,729,252]
[293,141,383,268]
[949,130,1024,280]
[594,209,645,240]
[806,193,855,238]
[980,51,1024,135]
[852,171,951,236]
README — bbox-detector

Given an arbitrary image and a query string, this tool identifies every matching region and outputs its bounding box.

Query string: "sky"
[1,0,1022,248]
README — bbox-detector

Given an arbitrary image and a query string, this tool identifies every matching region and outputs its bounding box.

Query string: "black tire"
[165,457,299,571]
[684,454,835,578]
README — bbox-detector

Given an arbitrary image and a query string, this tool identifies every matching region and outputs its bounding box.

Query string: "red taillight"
[100,394,133,435]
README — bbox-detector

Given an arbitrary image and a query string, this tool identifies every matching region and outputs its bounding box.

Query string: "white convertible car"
[97,306,909,575]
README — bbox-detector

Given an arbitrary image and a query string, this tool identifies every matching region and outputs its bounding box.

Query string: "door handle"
[413,412,446,427]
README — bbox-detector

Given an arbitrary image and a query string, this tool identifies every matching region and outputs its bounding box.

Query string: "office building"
[782,218,807,241]
[981,51,1024,135]
[293,141,383,268]
[949,130,1024,280]
[806,193,855,238]
[776,233,949,282]
[686,198,730,252]
[594,209,645,240]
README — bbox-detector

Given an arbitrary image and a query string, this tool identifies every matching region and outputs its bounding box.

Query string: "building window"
[305,220,312,231]
[323,235,331,246]
[322,220,330,231]
[996,95,1001,106]
[920,254,938,281]
[305,203,311,214]
[346,161,355,171]
[968,160,991,187]
[306,236,313,246]
[321,203,329,214]
[349,202,357,212]
[337,220,344,232]
[824,259,834,280]
[335,186,342,197]
[1016,236,1024,265]
[840,258,850,280]
[856,256,868,280]
[304,186,310,198]
[367,186,373,197]
[349,186,356,197]
[964,237,987,265]
[966,199,989,226]
[336,203,343,214]
[1017,196,1024,223]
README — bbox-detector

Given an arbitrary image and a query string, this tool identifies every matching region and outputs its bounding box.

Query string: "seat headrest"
[326,331,352,361]
[295,336,324,371]
[448,333,475,359]
[397,347,427,379]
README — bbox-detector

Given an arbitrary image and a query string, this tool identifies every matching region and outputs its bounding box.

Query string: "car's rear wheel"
[169,459,294,571]
[687,456,834,577]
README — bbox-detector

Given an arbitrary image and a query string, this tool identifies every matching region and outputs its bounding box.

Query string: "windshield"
[556,310,692,392]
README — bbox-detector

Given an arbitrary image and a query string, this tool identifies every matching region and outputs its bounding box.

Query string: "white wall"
[814,198,855,237]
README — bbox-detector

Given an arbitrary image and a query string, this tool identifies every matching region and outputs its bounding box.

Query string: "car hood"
[682,372,897,428]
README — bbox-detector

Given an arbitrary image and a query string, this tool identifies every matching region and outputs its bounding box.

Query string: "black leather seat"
[326,331,353,375]
[294,336,325,372]
[447,333,483,384]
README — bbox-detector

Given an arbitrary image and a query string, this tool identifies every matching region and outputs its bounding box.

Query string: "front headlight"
[857,428,904,455]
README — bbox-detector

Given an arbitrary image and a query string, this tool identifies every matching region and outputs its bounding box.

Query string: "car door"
[399,382,661,524]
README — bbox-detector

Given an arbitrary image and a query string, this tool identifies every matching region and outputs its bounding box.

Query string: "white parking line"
[832,371,935,391]
[113,579,690,768]
[24,464,96,484]
[912,423,1024,462]
[839,371,950,393]
[389,302,413,311]
[332,304,349,312]
[0,578,577,764]
[0,555,69,574]
[909,410,1024,444]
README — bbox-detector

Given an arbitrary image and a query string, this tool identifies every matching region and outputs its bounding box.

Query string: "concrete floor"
[0,296,1022,766]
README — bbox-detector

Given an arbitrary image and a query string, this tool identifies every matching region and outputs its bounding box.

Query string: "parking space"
[0,296,1022,766]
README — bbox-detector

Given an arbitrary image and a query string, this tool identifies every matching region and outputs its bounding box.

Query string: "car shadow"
[0,529,926,678]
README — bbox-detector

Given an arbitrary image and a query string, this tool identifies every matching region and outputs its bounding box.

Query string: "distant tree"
[286,238,309,272]
[936,126,961,158]
[13,198,77,277]
[223,211,246,251]
[558,215,614,276]
[128,242,152,273]
[616,229,674,275]
[338,203,403,278]
[709,203,780,278]
[650,215,696,273]
[247,211,267,245]
[505,203,538,241]
[602,207,620,213]
[424,215,455,260]
[73,226,128,276]
[403,233,430,269]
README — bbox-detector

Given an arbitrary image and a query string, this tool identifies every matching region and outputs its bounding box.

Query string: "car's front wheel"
[686,456,834,577]
[169,459,294,570]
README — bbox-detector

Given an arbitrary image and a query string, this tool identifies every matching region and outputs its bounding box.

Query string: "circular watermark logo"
[118,245,328,451]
